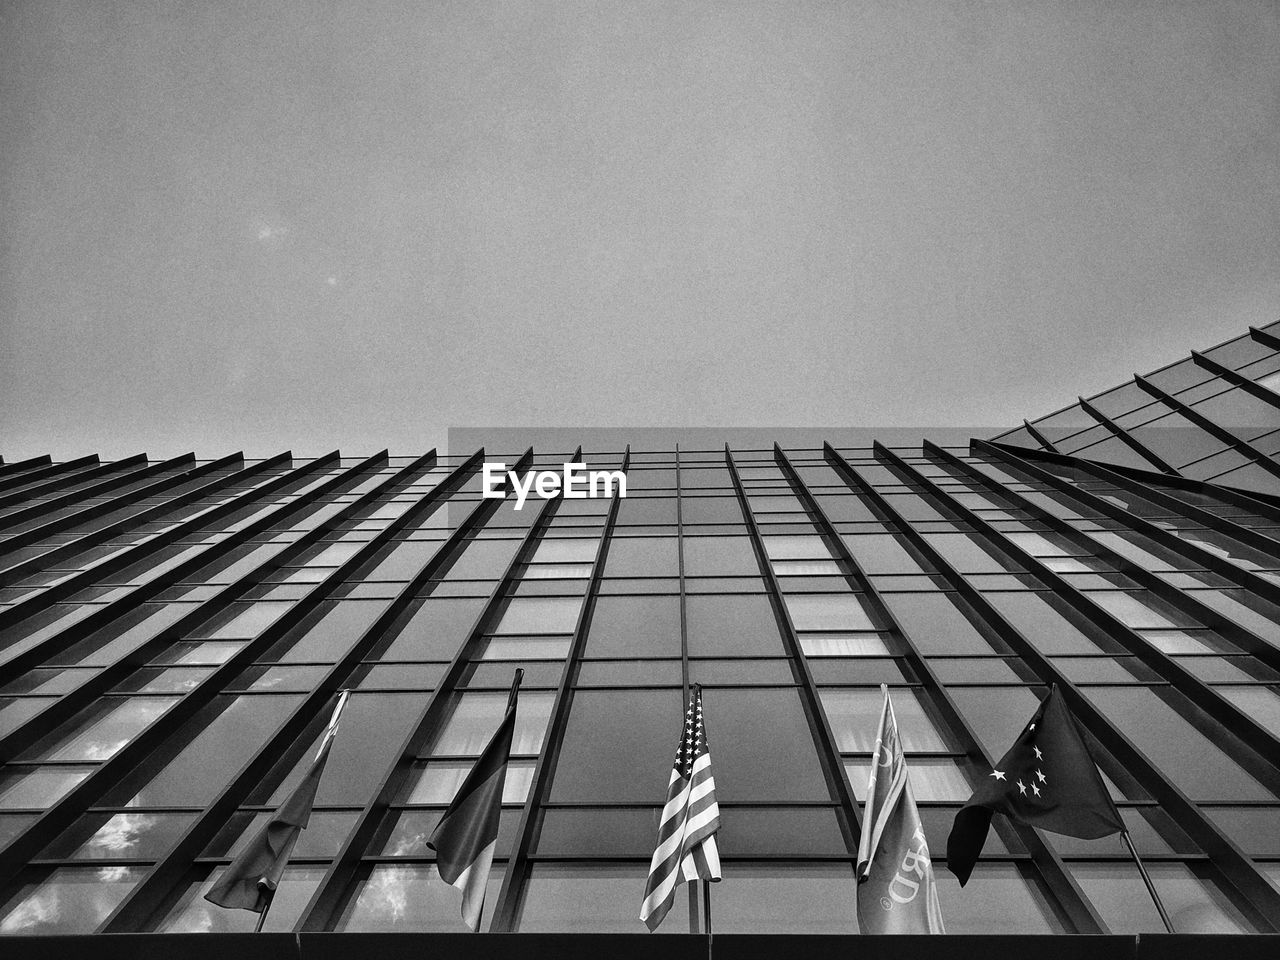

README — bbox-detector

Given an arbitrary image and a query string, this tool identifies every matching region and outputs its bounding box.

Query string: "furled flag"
[206,689,349,915]
[428,669,522,930]
[856,685,945,933]
[947,683,1123,884]
[639,684,721,932]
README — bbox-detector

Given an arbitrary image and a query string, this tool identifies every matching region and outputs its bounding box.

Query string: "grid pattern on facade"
[993,321,1280,496]
[0,329,1278,936]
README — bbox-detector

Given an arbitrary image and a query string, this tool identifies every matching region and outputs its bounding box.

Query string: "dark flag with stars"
[947,684,1123,885]
[639,684,721,932]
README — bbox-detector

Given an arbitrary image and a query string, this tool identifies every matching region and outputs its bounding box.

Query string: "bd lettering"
[482,462,627,510]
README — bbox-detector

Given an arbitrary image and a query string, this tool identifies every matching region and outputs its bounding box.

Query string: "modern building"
[0,322,1279,956]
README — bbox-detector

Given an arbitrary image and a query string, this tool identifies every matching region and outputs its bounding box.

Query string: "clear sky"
[2,1,1278,460]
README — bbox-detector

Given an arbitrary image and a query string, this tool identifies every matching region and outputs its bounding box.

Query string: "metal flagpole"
[1120,829,1174,933]
[253,887,273,933]
[476,669,522,935]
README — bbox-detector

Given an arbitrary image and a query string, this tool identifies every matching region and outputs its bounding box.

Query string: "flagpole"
[317,689,350,761]
[471,669,521,935]
[253,886,273,933]
[1120,830,1174,933]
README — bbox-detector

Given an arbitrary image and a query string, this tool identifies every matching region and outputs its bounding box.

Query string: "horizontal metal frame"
[1076,397,1180,475]
[0,450,319,679]
[297,449,545,931]
[924,442,1280,778]
[0,452,251,582]
[489,448,631,932]
[858,441,1280,927]
[100,450,491,931]
[1133,375,1280,484]
[818,444,1106,934]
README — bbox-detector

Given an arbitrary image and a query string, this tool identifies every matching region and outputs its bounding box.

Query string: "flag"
[428,669,522,930]
[205,690,349,913]
[947,683,1123,885]
[639,685,721,932]
[856,685,945,933]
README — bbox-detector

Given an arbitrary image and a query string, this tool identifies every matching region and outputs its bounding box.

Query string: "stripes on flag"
[639,685,721,932]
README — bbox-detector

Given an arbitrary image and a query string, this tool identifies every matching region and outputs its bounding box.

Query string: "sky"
[2,1,1278,460]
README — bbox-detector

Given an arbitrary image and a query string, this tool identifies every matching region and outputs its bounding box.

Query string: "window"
[784,594,875,631]
[493,598,583,635]
[819,689,948,752]
[585,596,680,658]
[339,864,505,932]
[1071,862,1255,933]
[0,866,145,934]
[519,863,688,933]
[686,595,783,656]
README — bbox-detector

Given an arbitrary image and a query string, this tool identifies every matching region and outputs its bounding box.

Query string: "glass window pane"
[819,689,948,752]
[493,598,583,635]
[159,865,324,933]
[0,866,144,934]
[41,811,197,861]
[0,766,94,810]
[686,595,783,656]
[382,599,485,660]
[22,697,179,762]
[339,863,504,932]
[882,593,995,655]
[585,596,680,658]
[932,863,1059,934]
[703,862,858,934]
[519,863,688,933]
[784,594,875,631]
[1072,861,1254,933]
[845,757,969,801]
[429,692,554,756]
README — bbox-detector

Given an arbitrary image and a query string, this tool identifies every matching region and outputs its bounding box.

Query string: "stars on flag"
[1036,770,1047,784]
[1032,783,1041,797]
[1033,745,1043,760]
[1017,780,1027,795]
[990,769,1006,781]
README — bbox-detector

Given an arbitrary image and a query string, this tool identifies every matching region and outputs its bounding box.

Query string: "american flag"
[639,684,721,932]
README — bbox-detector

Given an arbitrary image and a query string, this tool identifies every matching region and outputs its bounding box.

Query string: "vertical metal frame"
[0,450,430,887]
[1189,351,1280,413]
[0,452,256,583]
[723,445,865,858]
[977,441,1280,560]
[100,449,495,930]
[1133,375,1280,484]
[811,444,1107,933]
[1021,420,1062,454]
[297,448,566,931]
[0,455,147,514]
[0,450,344,681]
[487,448,631,931]
[1075,397,1180,475]
[0,455,57,489]
[902,442,1280,776]
[844,442,1280,926]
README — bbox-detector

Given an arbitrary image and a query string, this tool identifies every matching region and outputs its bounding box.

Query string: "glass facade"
[0,323,1277,938]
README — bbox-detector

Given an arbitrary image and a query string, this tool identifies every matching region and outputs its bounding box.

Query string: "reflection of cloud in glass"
[88,814,157,855]
[361,865,413,923]
[0,887,58,932]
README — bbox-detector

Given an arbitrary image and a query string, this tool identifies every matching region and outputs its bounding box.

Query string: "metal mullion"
[0,456,59,492]
[1134,374,1280,483]
[893,443,1280,782]
[0,451,414,886]
[489,448,631,932]
[0,455,125,508]
[297,449,558,931]
[724,445,863,858]
[974,441,1280,598]
[1190,351,1280,413]
[0,453,215,553]
[1251,325,1280,351]
[0,454,182,531]
[961,441,1280,677]
[0,452,253,580]
[100,450,490,931]
[981,441,1280,554]
[1076,397,1180,475]
[1022,420,1062,454]
[826,443,1280,930]
[808,444,1107,934]
[0,451,341,681]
